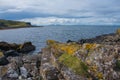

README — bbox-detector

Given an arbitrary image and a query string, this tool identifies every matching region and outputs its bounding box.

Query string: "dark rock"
[17,42,35,53]
[0,42,11,51]
[67,40,74,43]
[10,43,20,50]
[0,57,9,65]
[0,42,20,51]
[4,50,19,57]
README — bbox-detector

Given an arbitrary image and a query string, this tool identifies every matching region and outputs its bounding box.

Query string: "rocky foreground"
[0,29,120,80]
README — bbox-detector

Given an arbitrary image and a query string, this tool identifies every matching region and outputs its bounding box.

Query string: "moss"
[59,53,88,76]
[116,29,120,35]
[116,60,120,69]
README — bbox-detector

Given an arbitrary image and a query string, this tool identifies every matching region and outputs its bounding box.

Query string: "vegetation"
[116,60,120,69]
[0,19,31,28]
[59,53,88,76]
[116,29,120,35]
[0,52,4,57]
[47,40,81,55]
[83,43,98,50]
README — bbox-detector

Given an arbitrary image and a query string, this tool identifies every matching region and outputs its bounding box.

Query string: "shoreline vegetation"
[0,26,120,79]
[0,19,43,30]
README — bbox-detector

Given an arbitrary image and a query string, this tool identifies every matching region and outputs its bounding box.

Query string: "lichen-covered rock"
[116,28,120,35]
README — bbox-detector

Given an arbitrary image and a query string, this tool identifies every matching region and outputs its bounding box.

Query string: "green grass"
[0,19,31,28]
[59,53,88,76]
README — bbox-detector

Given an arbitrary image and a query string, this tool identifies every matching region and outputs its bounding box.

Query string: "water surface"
[0,25,119,53]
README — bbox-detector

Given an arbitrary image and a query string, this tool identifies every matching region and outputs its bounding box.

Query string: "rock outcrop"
[40,29,120,80]
[0,29,120,80]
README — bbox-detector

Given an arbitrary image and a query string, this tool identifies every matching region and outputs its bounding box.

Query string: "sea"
[0,25,120,53]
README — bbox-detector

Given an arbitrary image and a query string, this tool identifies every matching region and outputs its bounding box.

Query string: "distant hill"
[0,19,32,29]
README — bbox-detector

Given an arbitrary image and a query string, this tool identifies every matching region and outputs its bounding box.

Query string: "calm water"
[0,25,120,53]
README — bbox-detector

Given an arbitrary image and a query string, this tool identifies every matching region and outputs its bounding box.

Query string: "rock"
[7,67,19,79]
[0,42,11,51]
[4,50,19,57]
[0,57,9,66]
[17,42,35,53]
[0,42,20,51]
[67,40,74,43]
[20,66,28,78]
[10,43,20,50]
[0,66,8,77]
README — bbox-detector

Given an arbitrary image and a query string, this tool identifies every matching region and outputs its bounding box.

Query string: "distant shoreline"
[0,26,44,30]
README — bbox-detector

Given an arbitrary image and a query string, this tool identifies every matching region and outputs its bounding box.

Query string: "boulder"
[0,42,11,51]
[0,42,20,51]
[0,57,9,65]
[4,50,19,57]
[17,42,35,53]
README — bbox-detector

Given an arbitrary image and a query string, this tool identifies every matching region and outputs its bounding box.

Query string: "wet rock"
[17,42,35,53]
[0,42,11,51]
[0,57,9,66]
[4,50,19,57]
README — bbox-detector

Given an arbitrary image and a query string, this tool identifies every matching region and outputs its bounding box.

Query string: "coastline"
[0,26,44,30]
[0,29,120,80]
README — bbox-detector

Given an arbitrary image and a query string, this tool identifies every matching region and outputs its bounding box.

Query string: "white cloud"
[20,17,120,25]
[0,0,120,25]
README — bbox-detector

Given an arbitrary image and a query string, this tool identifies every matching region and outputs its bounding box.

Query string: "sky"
[0,0,120,25]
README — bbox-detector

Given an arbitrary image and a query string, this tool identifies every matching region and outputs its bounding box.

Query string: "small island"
[0,19,34,29]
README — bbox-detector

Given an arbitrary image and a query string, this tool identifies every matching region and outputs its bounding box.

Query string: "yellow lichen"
[60,44,80,54]
[46,40,81,55]
[90,65,98,72]
[83,43,99,50]
[0,52,4,57]
[116,29,120,35]
[0,67,8,76]
[97,72,103,79]
[46,40,57,45]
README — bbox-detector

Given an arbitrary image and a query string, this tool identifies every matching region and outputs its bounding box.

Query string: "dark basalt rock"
[0,42,11,51]
[17,42,35,53]
[0,57,9,65]
[0,42,20,51]
[4,50,19,57]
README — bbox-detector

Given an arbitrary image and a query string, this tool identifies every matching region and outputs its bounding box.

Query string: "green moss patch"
[59,53,88,76]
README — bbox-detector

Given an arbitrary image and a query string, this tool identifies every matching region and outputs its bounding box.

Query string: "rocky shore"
[0,29,120,80]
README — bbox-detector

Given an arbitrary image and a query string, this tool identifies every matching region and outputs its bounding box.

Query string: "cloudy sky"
[0,0,120,25]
